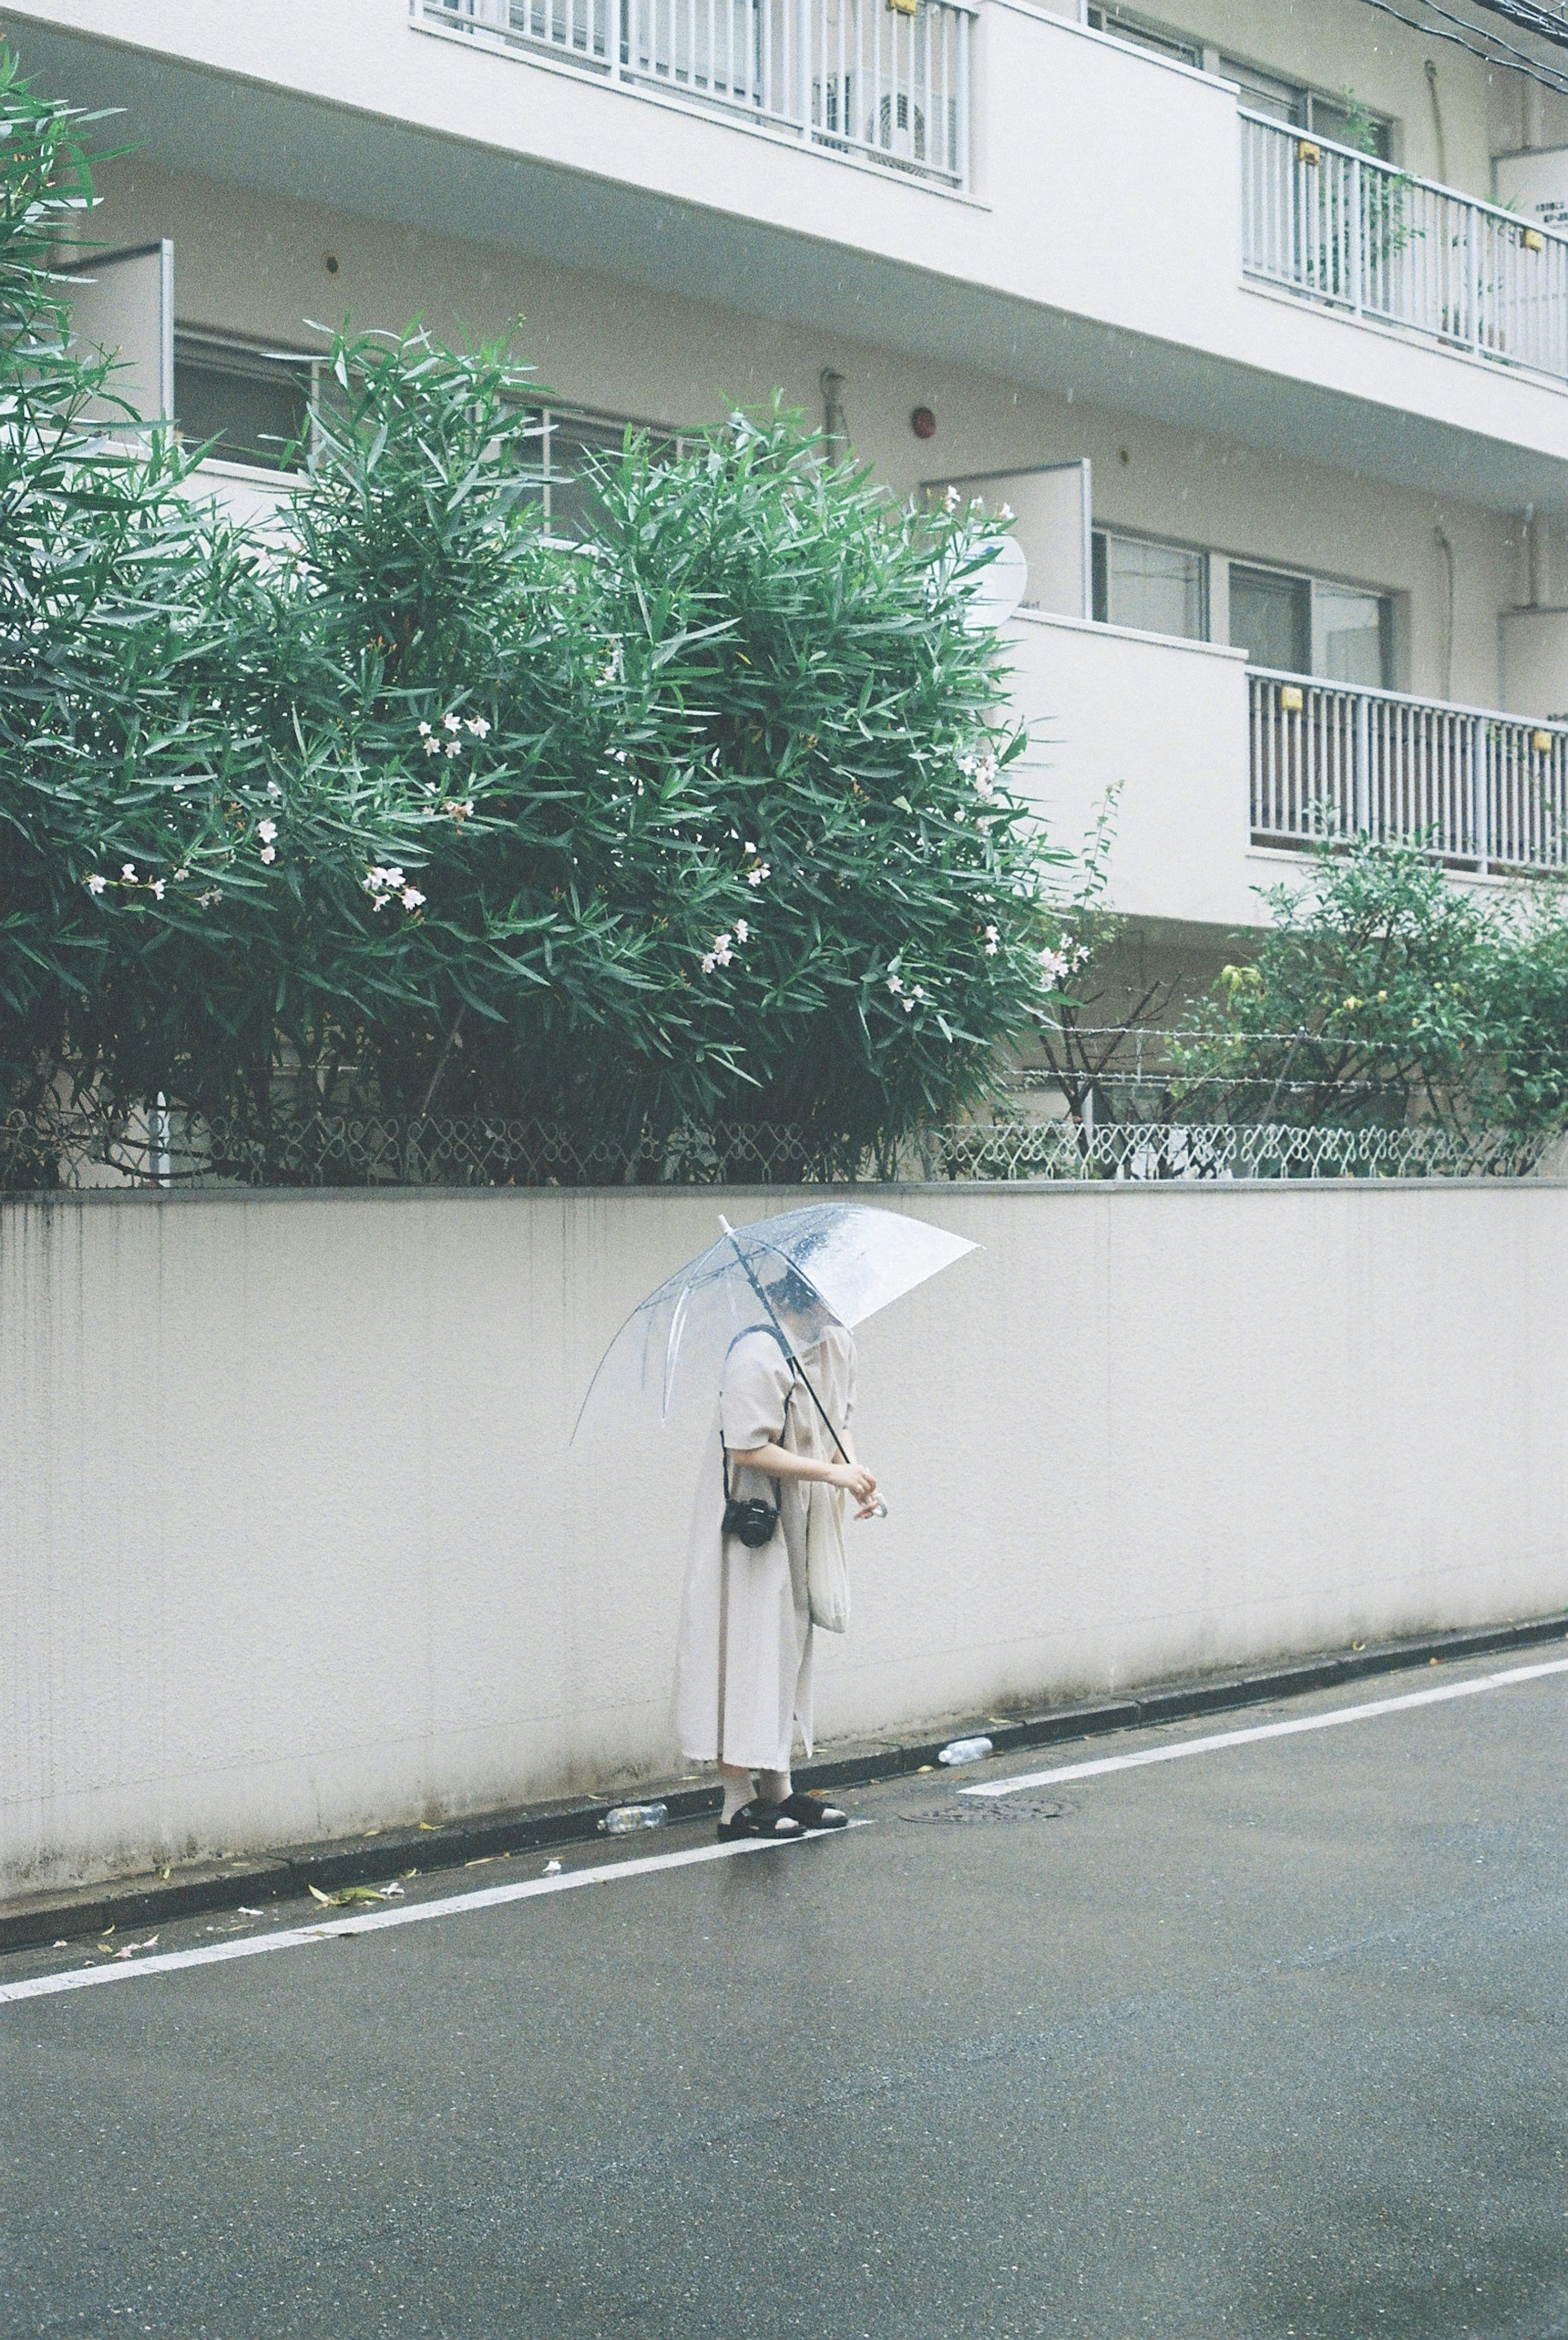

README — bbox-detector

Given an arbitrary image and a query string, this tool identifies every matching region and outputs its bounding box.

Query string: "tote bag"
[805,1478,850,1634]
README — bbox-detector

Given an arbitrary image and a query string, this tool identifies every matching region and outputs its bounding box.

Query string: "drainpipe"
[1424,60,1447,183]
[820,369,849,464]
[1524,503,1544,608]
[1434,523,1455,700]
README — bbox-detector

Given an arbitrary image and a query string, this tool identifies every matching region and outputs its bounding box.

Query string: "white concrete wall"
[5,1180,1567,1899]
[1005,608,1261,928]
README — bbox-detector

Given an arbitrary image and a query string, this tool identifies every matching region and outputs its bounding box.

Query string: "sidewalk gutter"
[6,1605,1566,1953]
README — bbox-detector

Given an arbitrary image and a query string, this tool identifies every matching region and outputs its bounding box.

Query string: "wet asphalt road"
[3,1643,1568,2340]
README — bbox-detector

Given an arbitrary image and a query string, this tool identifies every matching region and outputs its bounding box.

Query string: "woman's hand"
[829,1460,879,1516]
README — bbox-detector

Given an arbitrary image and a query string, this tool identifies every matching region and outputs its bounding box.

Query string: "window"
[522,407,685,541]
[1085,11,1394,159]
[1230,564,1311,676]
[1314,581,1391,686]
[1231,563,1393,686]
[174,330,316,471]
[1221,54,1392,158]
[1092,529,1207,639]
[1085,6,1201,69]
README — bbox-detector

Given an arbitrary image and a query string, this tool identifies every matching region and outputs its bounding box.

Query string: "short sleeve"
[720,1330,793,1452]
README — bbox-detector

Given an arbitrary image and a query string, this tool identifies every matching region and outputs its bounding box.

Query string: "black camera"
[722,1496,780,1548]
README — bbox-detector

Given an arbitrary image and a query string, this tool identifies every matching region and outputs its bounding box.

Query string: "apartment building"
[7,0,1568,991]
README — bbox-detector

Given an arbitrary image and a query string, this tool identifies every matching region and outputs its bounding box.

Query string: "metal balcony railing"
[1240,111,1568,381]
[412,0,971,187]
[1249,670,1568,875]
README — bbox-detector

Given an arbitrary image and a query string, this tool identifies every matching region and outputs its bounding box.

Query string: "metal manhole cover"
[897,1798,1072,1824]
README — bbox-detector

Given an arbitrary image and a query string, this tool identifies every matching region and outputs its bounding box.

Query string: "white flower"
[466,715,490,738]
[944,484,961,514]
[886,973,904,995]
[443,712,461,733]
[257,819,278,845]
[700,932,735,973]
[423,736,441,755]
[444,739,462,758]
[418,721,433,738]
[913,984,927,1001]
[998,502,1015,523]
[902,996,916,1013]
[743,841,756,855]
[150,878,166,899]
[1040,946,1070,984]
[747,862,770,888]
[984,923,1000,956]
[121,863,137,882]
[85,873,107,895]
[266,780,282,800]
[197,888,223,908]
[259,845,277,864]
[734,918,749,943]
[953,808,965,822]
[401,886,426,910]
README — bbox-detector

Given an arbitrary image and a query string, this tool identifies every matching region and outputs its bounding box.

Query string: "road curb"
[6,1605,1566,1952]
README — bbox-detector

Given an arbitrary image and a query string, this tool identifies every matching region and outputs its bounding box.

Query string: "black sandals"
[717,1799,802,1840]
[778,1791,848,1832]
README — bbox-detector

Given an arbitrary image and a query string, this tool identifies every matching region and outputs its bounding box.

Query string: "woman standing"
[675,1317,879,1838]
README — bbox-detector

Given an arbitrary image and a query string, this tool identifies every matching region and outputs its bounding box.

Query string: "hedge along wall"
[4,1180,1568,1897]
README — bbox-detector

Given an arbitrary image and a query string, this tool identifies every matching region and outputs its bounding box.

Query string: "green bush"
[0,48,1071,1179]
[1174,836,1568,1136]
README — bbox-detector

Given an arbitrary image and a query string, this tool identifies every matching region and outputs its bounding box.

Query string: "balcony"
[1241,112,1568,385]
[411,0,972,188]
[1004,614,1568,943]
[1249,672,1568,878]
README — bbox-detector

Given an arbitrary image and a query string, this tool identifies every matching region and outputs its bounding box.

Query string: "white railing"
[413,0,971,187]
[1250,670,1568,876]
[1241,111,1568,381]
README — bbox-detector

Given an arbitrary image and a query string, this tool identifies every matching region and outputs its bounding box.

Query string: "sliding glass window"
[1091,530,1207,640]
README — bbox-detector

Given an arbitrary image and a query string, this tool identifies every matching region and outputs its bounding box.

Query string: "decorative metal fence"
[412,0,971,187]
[2,1103,1547,1190]
[1249,669,1568,875]
[1240,111,1568,380]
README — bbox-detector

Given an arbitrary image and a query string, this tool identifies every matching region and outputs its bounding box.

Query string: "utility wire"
[1357,0,1568,95]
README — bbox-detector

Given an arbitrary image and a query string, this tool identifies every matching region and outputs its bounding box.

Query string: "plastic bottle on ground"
[937,1736,995,1767]
[599,1802,669,1835]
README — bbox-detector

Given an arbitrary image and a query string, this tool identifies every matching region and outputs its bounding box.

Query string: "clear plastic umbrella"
[571,1202,977,1446]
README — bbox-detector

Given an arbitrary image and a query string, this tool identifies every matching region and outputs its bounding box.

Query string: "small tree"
[1172,838,1507,1131]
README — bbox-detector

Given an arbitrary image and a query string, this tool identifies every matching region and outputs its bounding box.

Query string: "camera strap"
[720,1432,782,1514]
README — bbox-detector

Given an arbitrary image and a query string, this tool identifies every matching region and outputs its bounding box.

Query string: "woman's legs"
[719,1762,754,1823]
[720,1762,792,1819]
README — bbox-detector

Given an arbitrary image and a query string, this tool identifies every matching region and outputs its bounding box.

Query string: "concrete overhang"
[8,10,1568,517]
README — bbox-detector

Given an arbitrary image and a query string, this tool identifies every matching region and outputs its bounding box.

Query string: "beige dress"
[674,1323,856,1773]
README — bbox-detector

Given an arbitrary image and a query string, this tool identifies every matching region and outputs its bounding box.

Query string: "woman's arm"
[732,1442,879,1515]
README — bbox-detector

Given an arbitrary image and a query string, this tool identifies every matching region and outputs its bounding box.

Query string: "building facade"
[7,0,1568,992]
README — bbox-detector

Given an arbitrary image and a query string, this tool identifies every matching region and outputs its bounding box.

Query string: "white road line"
[960,1654,1568,1799]
[0,1828,844,2009]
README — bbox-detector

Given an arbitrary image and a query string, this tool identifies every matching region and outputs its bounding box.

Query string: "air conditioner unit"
[875,88,927,162]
